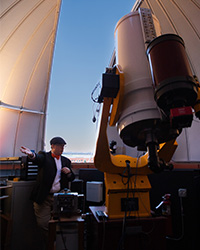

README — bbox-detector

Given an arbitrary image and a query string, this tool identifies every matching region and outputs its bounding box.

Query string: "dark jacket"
[30,151,75,204]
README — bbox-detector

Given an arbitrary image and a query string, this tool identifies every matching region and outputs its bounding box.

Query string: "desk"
[89,206,168,250]
[48,214,84,250]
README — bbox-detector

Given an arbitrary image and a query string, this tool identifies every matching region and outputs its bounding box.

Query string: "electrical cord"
[166,196,185,241]
[131,152,150,217]
[57,213,68,250]
[118,160,131,250]
[118,155,140,249]
[101,217,106,250]
[91,81,101,103]
[118,153,154,249]
[92,102,101,124]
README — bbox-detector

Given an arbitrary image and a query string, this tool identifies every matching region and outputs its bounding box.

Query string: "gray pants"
[33,195,54,249]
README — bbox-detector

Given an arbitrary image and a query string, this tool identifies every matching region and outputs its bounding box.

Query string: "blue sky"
[45,0,135,153]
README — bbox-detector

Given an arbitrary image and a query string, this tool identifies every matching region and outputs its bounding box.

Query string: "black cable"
[101,217,106,250]
[91,81,101,103]
[118,153,148,249]
[57,212,68,250]
[166,196,185,241]
[132,152,151,217]
[118,160,131,250]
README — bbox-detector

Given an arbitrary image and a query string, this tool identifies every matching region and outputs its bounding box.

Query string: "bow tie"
[51,153,60,160]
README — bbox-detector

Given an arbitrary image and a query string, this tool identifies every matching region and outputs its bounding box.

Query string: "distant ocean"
[63,152,94,163]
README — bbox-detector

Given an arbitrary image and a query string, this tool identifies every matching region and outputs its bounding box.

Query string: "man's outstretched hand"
[20,146,34,157]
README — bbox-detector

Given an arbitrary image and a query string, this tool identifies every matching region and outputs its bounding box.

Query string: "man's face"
[51,144,65,156]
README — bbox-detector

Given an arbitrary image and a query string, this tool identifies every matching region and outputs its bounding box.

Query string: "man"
[20,136,75,248]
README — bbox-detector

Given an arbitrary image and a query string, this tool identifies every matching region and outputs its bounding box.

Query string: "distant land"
[63,152,94,163]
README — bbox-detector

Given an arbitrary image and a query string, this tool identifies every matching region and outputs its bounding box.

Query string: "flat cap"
[50,137,66,145]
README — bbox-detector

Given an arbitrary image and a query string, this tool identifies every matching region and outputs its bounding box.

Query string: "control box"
[86,181,103,202]
[53,192,84,215]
